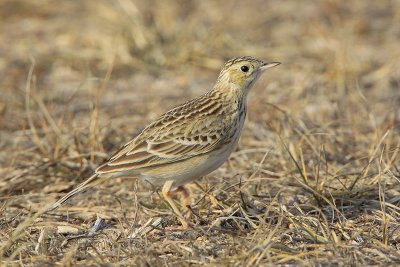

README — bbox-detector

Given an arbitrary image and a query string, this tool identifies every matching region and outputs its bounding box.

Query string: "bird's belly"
[138,145,234,188]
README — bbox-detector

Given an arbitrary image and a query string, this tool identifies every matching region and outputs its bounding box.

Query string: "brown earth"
[1,0,400,265]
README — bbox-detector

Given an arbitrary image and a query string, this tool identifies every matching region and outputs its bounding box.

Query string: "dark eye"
[240,65,249,72]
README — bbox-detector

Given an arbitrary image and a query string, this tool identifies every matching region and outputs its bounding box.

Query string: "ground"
[1,0,400,266]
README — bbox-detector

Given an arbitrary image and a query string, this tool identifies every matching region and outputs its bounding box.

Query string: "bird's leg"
[161,180,189,228]
[176,185,191,219]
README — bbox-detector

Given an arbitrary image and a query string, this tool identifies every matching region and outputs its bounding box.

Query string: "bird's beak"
[260,61,281,71]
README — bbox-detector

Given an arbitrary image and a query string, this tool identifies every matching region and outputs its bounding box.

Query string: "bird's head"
[216,56,280,96]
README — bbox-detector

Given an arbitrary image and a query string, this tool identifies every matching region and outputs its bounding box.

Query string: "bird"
[46,56,280,227]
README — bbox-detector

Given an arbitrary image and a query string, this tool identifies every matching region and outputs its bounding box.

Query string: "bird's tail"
[45,173,104,212]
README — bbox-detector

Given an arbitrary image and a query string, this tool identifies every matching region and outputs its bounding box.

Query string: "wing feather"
[96,92,235,174]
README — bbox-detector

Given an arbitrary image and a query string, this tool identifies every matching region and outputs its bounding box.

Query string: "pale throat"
[215,71,259,101]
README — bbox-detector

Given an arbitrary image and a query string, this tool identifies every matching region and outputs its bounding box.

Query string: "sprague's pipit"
[47,56,280,227]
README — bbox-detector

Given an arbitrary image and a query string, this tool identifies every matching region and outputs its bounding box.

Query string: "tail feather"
[45,173,103,212]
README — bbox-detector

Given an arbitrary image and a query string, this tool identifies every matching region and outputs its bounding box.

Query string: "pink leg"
[176,185,191,218]
[162,181,189,228]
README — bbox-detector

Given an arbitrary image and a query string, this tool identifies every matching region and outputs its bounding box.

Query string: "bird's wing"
[96,93,233,174]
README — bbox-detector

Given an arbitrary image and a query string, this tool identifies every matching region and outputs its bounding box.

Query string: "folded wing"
[96,95,230,174]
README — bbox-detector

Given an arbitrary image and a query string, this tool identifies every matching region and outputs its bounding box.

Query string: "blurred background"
[1,0,400,265]
[1,0,399,166]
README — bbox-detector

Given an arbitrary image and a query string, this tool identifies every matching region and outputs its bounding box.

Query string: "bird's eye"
[240,65,249,72]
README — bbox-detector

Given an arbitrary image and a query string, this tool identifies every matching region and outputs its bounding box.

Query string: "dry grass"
[1,0,400,265]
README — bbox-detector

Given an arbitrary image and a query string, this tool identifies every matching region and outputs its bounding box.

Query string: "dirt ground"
[1,0,400,266]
